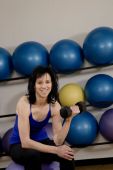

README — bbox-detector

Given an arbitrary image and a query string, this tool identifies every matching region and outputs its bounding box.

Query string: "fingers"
[70,105,80,114]
[64,146,74,160]
[64,151,74,160]
[57,145,74,160]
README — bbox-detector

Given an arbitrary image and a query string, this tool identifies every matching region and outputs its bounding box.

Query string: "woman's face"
[35,73,52,99]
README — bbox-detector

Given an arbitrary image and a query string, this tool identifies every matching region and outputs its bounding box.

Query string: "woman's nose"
[41,83,47,88]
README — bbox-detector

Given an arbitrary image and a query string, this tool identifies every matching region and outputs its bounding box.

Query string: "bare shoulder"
[17,96,28,107]
[51,101,61,116]
[16,96,30,116]
[18,95,29,103]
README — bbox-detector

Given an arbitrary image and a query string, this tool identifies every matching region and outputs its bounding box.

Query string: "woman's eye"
[46,81,51,84]
[37,81,42,84]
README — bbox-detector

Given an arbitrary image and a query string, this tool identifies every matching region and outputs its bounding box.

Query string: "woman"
[9,66,80,170]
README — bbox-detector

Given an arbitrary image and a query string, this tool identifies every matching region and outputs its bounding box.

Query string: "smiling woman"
[9,66,78,170]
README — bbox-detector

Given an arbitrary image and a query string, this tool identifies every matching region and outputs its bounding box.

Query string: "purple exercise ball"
[6,161,59,170]
[6,162,24,170]
[2,128,13,154]
[99,108,113,141]
[5,124,59,170]
[0,135,3,153]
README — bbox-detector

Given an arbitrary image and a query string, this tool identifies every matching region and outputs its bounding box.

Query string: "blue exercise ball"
[66,111,98,147]
[49,39,84,74]
[12,41,49,75]
[99,109,113,141]
[0,47,13,80]
[83,27,113,65]
[85,74,113,108]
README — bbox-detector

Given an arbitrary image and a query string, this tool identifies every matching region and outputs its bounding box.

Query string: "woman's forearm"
[54,117,72,145]
[21,138,57,154]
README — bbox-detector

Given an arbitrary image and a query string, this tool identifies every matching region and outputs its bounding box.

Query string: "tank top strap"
[49,103,51,110]
[48,103,51,117]
[30,104,32,114]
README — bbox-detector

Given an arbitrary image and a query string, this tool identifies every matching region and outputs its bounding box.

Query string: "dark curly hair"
[26,66,58,104]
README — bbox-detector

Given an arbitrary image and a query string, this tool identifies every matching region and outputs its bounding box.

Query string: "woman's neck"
[35,96,48,106]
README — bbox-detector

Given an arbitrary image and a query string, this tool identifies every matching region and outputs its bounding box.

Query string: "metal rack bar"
[0,63,113,82]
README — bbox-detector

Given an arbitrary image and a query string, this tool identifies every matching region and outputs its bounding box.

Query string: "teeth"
[41,91,47,93]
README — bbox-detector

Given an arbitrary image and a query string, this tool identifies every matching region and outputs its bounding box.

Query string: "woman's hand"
[56,145,74,160]
[70,105,80,117]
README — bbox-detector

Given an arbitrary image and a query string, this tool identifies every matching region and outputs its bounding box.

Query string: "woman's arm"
[52,101,80,145]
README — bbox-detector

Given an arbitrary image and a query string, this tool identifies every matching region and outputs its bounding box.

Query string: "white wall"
[0,0,113,168]
[0,0,113,48]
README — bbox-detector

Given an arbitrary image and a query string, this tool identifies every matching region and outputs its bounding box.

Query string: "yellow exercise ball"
[59,83,85,106]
